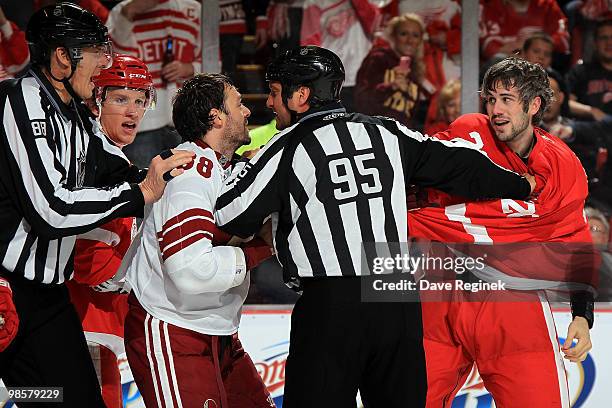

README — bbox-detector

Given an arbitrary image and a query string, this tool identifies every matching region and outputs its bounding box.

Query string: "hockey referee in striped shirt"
[215,46,537,407]
[0,4,192,406]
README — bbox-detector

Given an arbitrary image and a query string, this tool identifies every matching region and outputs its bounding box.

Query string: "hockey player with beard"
[121,73,275,408]
[409,57,595,408]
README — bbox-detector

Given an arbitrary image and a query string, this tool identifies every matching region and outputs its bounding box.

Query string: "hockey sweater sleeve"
[388,119,532,200]
[215,132,286,237]
[0,79,144,240]
[157,152,247,295]
[0,21,29,75]
[73,218,135,286]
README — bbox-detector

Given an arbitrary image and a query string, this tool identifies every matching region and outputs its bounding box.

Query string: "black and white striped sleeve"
[389,121,531,200]
[0,83,144,240]
[215,133,287,237]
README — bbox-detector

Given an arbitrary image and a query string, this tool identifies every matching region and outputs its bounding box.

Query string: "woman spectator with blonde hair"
[424,79,461,135]
[355,13,431,128]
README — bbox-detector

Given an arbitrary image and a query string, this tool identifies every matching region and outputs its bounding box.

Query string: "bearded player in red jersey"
[409,58,595,408]
[67,54,156,408]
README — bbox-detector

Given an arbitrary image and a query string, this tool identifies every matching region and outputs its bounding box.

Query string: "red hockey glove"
[0,278,19,352]
[242,238,275,271]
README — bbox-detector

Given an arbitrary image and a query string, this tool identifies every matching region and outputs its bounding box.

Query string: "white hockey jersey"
[124,140,248,335]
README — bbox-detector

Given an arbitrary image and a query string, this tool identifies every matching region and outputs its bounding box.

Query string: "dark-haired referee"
[215,46,536,408]
[0,4,192,407]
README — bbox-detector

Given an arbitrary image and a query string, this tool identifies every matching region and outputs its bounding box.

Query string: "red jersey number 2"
[184,157,213,178]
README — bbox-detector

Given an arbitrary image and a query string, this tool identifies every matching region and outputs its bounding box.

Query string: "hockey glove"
[242,238,275,271]
[0,278,19,352]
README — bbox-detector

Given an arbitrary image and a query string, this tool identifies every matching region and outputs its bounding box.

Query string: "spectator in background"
[479,0,569,63]
[301,0,381,112]
[545,69,612,203]
[0,6,29,80]
[584,206,612,301]
[106,0,201,168]
[566,19,612,122]
[586,206,610,247]
[521,32,554,69]
[565,0,612,65]
[355,13,429,128]
[424,78,460,135]
[398,0,462,93]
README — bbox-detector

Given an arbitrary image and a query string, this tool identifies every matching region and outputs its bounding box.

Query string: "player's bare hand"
[562,316,592,363]
[242,148,260,159]
[522,173,536,194]
[549,123,573,140]
[139,149,195,204]
[592,107,606,122]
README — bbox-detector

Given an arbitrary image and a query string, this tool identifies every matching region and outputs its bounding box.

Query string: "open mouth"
[122,122,137,131]
[493,119,510,127]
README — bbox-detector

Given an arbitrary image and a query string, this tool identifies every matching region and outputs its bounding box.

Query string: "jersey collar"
[29,66,79,121]
[194,139,231,169]
[297,101,346,124]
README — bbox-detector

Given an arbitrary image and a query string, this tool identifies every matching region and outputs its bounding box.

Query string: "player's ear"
[296,86,311,106]
[49,47,72,77]
[53,47,70,68]
[529,96,542,116]
[210,108,224,129]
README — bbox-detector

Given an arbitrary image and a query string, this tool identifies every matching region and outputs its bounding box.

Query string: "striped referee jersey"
[215,103,531,288]
[0,68,145,284]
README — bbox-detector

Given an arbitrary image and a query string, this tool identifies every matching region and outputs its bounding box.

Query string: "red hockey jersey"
[408,113,596,290]
[68,217,136,356]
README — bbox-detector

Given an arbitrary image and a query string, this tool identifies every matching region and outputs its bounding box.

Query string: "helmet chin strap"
[46,53,83,106]
[61,75,84,107]
[281,88,303,125]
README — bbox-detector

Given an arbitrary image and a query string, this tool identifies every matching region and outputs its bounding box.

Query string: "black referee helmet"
[26,2,112,73]
[266,45,345,108]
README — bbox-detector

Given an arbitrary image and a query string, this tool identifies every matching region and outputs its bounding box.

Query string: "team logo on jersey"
[203,399,218,408]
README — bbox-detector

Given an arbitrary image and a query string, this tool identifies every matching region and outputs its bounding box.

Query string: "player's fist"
[0,278,19,352]
[522,173,538,195]
[242,238,275,271]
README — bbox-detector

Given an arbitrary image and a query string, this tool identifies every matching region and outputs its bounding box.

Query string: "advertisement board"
[1,307,610,407]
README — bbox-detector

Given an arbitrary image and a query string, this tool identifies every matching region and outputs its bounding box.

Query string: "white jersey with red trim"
[124,140,248,335]
[106,0,202,132]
